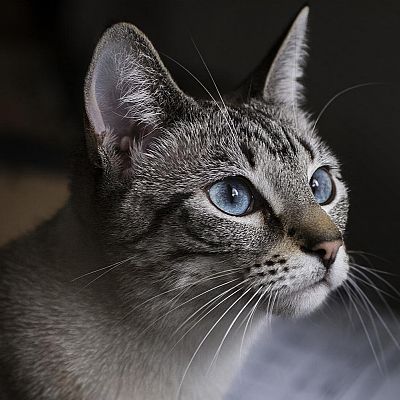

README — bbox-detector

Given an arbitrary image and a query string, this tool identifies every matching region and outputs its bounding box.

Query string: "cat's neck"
[15,202,262,400]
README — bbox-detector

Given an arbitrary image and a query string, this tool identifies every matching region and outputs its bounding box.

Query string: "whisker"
[348,250,391,265]
[349,255,396,276]
[311,82,387,136]
[343,281,383,371]
[351,263,398,278]
[349,268,400,330]
[237,284,270,332]
[348,270,399,302]
[161,51,237,139]
[267,290,279,327]
[74,256,136,292]
[207,287,262,373]
[176,283,251,399]
[161,52,218,104]
[161,268,243,316]
[114,268,243,328]
[239,286,270,361]
[170,280,250,352]
[144,277,242,332]
[347,276,386,365]
[121,277,242,333]
[350,263,400,298]
[348,277,400,351]
[189,37,239,138]
[140,267,241,308]
[336,287,355,329]
[71,256,135,282]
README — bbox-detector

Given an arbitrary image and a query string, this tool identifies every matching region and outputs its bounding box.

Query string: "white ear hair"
[263,7,309,108]
[86,42,161,137]
[84,23,188,149]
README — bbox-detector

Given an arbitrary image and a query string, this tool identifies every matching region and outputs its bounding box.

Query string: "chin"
[273,253,350,318]
[274,281,330,318]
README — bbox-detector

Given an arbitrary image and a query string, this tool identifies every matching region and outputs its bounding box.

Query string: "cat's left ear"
[84,23,191,169]
[263,7,309,107]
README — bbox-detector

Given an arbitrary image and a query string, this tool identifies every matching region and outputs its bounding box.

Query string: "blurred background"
[1,1,400,398]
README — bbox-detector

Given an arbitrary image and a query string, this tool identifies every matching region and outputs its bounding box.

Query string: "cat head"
[82,7,349,318]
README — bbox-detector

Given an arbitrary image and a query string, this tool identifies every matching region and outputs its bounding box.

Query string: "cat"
[0,6,349,400]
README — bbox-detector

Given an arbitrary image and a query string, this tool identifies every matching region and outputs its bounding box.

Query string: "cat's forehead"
[174,100,336,174]
[140,100,340,202]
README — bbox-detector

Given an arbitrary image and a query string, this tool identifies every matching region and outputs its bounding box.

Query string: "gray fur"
[0,7,349,400]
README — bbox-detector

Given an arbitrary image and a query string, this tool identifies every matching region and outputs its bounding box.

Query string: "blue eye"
[208,177,253,216]
[310,168,335,205]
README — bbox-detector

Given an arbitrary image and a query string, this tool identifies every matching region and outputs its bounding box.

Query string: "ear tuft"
[84,23,188,171]
[263,7,309,108]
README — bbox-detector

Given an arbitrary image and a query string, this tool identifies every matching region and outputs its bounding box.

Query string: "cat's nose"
[311,240,342,269]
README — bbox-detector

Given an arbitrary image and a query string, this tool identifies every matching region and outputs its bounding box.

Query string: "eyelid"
[310,167,336,206]
[206,176,256,217]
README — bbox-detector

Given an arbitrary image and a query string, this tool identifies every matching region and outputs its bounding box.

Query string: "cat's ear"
[84,23,190,169]
[263,7,309,107]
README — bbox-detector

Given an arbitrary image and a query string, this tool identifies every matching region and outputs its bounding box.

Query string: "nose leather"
[311,240,343,269]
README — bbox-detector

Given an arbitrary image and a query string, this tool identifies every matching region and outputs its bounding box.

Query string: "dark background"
[1,0,399,285]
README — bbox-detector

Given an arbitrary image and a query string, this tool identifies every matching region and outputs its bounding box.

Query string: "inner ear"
[88,42,160,151]
[84,23,190,169]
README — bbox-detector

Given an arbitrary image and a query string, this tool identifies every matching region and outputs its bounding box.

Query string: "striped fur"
[0,7,350,400]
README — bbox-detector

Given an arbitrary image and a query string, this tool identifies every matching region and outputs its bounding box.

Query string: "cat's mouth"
[281,273,328,298]
[267,257,349,317]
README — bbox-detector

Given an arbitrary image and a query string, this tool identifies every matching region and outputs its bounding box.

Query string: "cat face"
[83,7,349,318]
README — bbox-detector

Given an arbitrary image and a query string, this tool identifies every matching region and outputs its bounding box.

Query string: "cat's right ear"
[84,23,191,171]
[262,7,309,107]
[227,7,309,108]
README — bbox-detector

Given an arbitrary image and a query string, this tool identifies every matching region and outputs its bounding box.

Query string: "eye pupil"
[208,177,253,216]
[309,168,334,205]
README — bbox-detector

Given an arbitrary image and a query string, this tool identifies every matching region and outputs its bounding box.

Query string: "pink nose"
[311,240,343,269]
